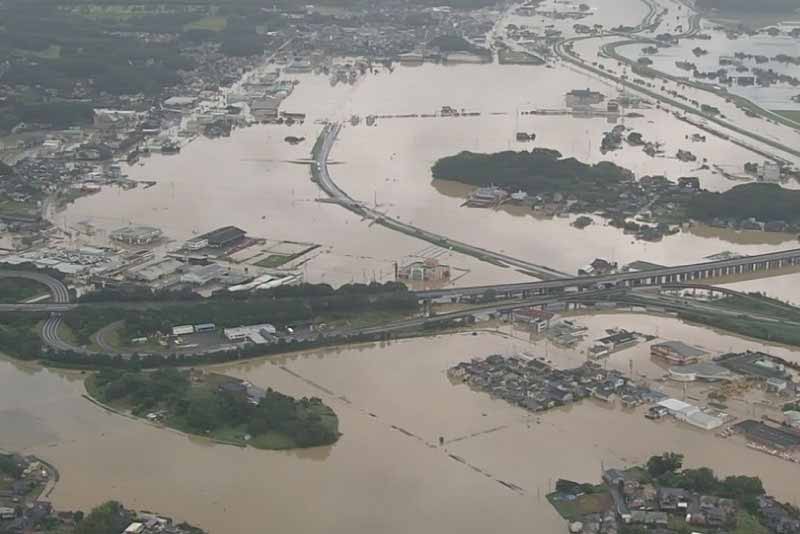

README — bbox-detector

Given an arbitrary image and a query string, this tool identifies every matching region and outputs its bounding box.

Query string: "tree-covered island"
[432,149,800,239]
[86,368,339,450]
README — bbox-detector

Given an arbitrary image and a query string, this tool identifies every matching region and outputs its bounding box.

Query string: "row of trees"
[66,282,418,341]
[80,280,410,303]
[42,326,403,370]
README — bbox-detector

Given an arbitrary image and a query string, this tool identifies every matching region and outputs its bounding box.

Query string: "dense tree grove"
[74,501,132,534]
[0,454,23,478]
[431,149,634,197]
[646,452,683,478]
[687,183,800,224]
[0,312,46,360]
[92,369,339,448]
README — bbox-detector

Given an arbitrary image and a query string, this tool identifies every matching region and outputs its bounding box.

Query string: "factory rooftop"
[733,420,800,451]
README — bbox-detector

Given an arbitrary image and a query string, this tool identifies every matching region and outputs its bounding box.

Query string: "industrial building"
[668,362,735,382]
[172,325,194,336]
[651,341,707,365]
[656,398,725,430]
[733,420,800,452]
[179,263,229,286]
[596,330,638,352]
[397,258,451,282]
[512,308,554,333]
[189,226,247,250]
[128,258,182,282]
[565,88,605,108]
[224,324,278,345]
[110,225,163,245]
[760,161,781,183]
[251,96,282,122]
[171,324,215,336]
[718,352,791,381]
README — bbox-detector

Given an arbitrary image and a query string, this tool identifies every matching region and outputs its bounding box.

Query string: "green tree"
[647,452,684,478]
[75,501,131,534]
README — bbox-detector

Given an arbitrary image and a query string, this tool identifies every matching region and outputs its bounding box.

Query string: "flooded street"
[3,314,800,533]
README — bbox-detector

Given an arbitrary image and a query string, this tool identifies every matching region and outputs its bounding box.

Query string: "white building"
[184,238,208,250]
[172,325,195,336]
[656,398,724,430]
[761,162,781,182]
[224,324,278,344]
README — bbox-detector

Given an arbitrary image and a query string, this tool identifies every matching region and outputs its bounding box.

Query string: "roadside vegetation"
[679,310,800,347]
[707,293,800,322]
[87,368,339,449]
[0,277,48,303]
[0,312,46,360]
[64,281,418,344]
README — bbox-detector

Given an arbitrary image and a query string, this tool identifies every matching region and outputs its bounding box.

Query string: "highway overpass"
[312,123,570,280]
[0,270,73,352]
[416,248,800,299]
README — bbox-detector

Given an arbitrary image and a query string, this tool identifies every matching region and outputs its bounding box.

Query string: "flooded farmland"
[3,314,800,534]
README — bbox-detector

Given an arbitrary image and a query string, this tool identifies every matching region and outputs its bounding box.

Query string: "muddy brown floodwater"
[27,0,800,528]
[2,313,800,534]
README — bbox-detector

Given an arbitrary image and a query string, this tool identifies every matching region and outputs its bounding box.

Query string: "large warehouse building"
[651,341,707,365]
[187,226,246,250]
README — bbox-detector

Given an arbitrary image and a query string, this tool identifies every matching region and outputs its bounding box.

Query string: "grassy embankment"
[772,110,800,124]
[679,293,800,347]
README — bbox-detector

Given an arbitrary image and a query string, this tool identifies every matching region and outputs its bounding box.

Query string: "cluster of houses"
[288,4,496,60]
[0,453,53,511]
[552,465,800,534]
[603,468,738,530]
[447,354,663,412]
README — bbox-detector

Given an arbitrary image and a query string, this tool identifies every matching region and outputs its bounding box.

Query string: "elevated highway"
[0,270,73,352]
[416,248,800,299]
[312,123,570,280]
